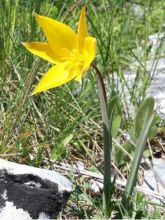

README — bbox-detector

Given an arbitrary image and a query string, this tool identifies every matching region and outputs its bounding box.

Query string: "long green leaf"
[122,97,155,210]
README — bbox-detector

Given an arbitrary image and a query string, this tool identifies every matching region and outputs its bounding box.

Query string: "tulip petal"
[32,63,80,94]
[34,13,77,55]
[83,36,96,68]
[74,37,96,82]
[77,6,89,52]
[74,70,84,82]
[22,42,62,64]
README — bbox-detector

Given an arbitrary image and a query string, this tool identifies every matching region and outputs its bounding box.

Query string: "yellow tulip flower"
[22,6,96,94]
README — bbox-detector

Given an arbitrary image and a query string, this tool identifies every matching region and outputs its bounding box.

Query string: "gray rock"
[0,159,72,219]
[142,158,165,209]
[115,57,165,117]
[143,158,165,193]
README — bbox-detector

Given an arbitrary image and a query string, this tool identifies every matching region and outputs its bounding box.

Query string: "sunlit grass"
[0,0,165,218]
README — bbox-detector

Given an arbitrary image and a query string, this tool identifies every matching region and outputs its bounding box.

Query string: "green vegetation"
[0,0,165,218]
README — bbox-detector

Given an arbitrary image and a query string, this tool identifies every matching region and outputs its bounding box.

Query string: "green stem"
[91,63,112,217]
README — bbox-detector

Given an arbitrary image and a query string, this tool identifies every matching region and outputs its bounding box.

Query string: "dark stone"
[0,159,72,219]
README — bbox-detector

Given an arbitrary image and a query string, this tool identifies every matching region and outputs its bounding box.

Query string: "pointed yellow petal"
[34,13,77,55]
[74,71,83,82]
[77,6,89,52]
[22,42,62,64]
[32,63,80,94]
[74,36,96,82]
[83,36,96,69]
